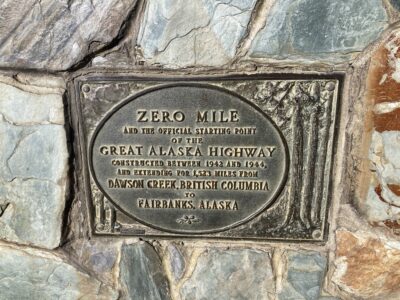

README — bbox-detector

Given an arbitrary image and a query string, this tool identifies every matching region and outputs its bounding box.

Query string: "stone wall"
[1,0,400,299]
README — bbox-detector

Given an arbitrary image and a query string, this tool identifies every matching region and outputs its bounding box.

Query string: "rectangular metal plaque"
[71,74,342,242]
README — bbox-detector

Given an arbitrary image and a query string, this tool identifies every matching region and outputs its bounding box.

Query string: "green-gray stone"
[0,244,117,300]
[390,0,400,10]
[137,0,257,67]
[120,242,171,300]
[278,251,327,300]
[167,244,185,281]
[0,0,138,70]
[180,248,274,300]
[0,76,68,249]
[250,0,388,62]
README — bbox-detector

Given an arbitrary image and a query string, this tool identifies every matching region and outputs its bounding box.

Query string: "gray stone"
[278,251,327,300]
[366,130,400,223]
[0,75,68,249]
[120,242,171,300]
[391,0,400,11]
[180,248,274,300]
[66,239,122,286]
[0,81,64,125]
[0,243,118,299]
[167,244,185,282]
[364,185,400,223]
[249,0,388,62]
[0,0,137,70]
[380,131,400,174]
[137,0,257,68]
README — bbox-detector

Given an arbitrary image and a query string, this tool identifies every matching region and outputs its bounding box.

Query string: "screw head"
[312,229,322,239]
[82,84,90,93]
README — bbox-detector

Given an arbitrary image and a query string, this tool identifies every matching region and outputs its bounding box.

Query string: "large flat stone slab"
[180,248,274,300]
[249,0,388,63]
[0,75,68,249]
[0,243,117,299]
[0,0,137,70]
[277,250,327,300]
[120,242,171,300]
[137,0,257,67]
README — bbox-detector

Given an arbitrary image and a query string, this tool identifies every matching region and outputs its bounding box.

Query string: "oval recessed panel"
[89,84,288,233]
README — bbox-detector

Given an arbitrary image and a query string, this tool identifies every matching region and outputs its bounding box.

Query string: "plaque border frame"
[69,72,344,243]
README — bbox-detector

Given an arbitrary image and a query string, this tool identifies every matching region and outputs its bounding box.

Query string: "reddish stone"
[374,108,400,132]
[333,229,400,298]
[383,219,400,229]
[360,33,400,232]
[375,184,400,208]
[388,184,400,196]
[367,34,400,132]
[368,35,400,105]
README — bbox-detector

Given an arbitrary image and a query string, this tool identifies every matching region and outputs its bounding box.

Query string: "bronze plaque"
[89,84,288,233]
[71,74,342,242]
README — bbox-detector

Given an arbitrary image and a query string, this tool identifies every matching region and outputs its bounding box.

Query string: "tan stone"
[333,229,400,298]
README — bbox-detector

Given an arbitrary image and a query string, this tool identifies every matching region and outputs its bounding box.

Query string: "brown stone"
[368,34,400,105]
[388,184,400,196]
[375,184,400,208]
[383,219,400,229]
[374,108,400,132]
[333,229,400,298]
[367,33,400,132]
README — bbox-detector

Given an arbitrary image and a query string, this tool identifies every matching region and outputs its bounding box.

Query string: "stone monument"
[0,0,399,299]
